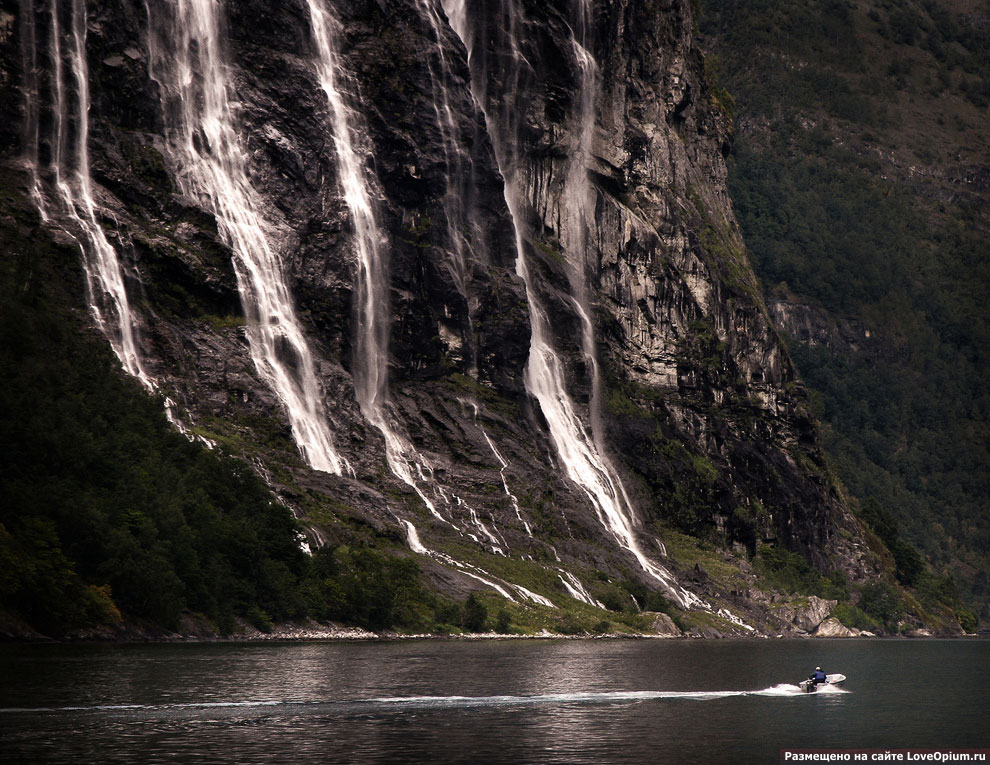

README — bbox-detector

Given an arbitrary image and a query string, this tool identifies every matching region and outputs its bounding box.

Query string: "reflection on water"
[1,640,985,763]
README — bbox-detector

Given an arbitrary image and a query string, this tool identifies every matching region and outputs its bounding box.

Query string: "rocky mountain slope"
[1,0,962,637]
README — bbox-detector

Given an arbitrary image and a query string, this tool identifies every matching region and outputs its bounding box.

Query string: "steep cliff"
[1,0,903,636]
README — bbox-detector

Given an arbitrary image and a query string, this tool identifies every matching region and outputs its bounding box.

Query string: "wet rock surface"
[0,0,886,633]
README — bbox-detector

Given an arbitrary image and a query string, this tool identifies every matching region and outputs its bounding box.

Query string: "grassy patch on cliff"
[656,523,749,593]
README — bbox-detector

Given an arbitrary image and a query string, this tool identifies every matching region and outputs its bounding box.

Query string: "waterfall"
[441,0,701,607]
[464,400,532,537]
[562,0,608,456]
[412,0,474,295]
[23,0,152,391]
[558,570,605,608]
[304,0,455,519]
[308,0,547,574]
[20,0,45,218]
[145,0,347,475]
[402,520,554,607]
[411,0,480,375]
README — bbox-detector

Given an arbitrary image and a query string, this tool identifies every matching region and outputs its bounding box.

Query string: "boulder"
[794,596,836,632]
[813,618,858,637]
[647,612,683,637]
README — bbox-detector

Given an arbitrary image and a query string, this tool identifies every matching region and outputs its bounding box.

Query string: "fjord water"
[2,640,985,763]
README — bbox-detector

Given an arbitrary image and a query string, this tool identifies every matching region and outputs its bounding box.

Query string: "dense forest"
[699,0,989,620]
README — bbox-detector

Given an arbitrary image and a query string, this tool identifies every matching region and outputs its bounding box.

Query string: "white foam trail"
[367,685,845,706]
[0,684,845,716]
[146,0,346,475]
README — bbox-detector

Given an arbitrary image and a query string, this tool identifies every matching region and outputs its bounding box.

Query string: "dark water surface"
[1,639,986,763]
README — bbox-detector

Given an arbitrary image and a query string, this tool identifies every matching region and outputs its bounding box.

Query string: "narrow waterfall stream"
[304,0,449,520]
[23,0,152,391]
[412,0,480,376]
[410,2,473,294]
[145,0,347,475]
[441,0,701,608]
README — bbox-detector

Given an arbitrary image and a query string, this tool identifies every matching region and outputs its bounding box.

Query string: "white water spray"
[146,0,346,475]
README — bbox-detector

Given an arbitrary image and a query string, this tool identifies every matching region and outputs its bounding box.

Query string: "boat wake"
[0,685,848,716]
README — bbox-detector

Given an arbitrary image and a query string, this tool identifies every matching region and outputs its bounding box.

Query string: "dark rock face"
[0,0,881,625]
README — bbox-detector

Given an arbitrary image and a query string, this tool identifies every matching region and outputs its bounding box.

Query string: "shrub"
[462,593,488,632]
[955,608,977,634]
[494,608,512,634]
[832,603,880,632]
[858,583,904,629]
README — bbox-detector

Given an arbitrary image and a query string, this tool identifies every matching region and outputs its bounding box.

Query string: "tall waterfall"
[412,0,479,376]
[441,0,700,607]
[22,0,152,391]
[145,0,346,475]
[303,0,448,515]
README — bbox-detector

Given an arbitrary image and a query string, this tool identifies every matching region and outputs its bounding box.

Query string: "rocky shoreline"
[4,616,963,644]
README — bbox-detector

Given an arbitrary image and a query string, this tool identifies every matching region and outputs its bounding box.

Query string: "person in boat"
[809,666,827,685]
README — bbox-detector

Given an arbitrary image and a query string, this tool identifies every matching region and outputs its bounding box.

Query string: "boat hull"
[799,673,846,693]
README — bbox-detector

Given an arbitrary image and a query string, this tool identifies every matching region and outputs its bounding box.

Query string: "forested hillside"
[699,0,989,622]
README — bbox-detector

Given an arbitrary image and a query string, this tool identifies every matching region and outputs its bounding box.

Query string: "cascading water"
[558,570,605,608]
[20,0,45,219]
[441,0,702,608]
[303,0,451,516]
[412,0,484,376]
[411,1,474,299]
[304,2,562,605]
[403,522,554,608]
[463,400,532,537]
[305,0,497,545]
[145,0,346,475]
[561,0,608,455]
[23,0,152,391]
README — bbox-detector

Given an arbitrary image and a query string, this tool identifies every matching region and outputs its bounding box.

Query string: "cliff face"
[1,0,883,633]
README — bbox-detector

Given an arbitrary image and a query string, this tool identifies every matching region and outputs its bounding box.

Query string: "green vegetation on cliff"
[700,0,989,620]
[0,179,457,637]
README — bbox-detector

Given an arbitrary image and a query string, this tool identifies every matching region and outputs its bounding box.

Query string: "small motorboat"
[799,673,846,693]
